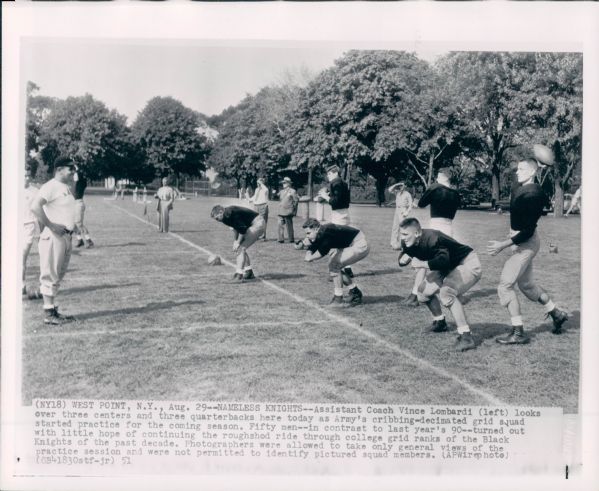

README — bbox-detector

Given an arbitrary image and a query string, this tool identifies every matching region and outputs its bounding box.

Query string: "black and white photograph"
[2,3,598,491]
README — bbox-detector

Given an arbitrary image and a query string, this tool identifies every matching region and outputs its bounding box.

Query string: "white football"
[533,144,555,167]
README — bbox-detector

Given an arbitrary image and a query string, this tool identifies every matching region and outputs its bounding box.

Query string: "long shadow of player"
[356,268,400,278]
[76,299,204,321]
[100,242,147,248]
[260,273,306,280]
[61,282,141,295]
[362,295,404,304]
[471,310,580,347]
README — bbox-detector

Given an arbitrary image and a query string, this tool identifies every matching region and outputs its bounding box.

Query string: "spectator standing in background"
[277,177,299,243]
[250,177,270,241]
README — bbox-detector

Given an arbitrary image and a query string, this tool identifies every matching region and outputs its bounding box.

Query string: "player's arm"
[30,195,67,235]
[487,238,513,256]
[233,232,245,252]
[427,247,451,271]
[304,249,323,262]
[417,188,431,208]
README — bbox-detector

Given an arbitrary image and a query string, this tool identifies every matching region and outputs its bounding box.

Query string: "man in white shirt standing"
[30,156,77,325]
[250,177,270,241]
[23,171,41,298]
[388,181,413,249]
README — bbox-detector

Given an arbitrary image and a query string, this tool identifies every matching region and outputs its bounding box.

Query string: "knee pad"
[497,284,515,307]
[518,281,542,302]
[416,292,430,303]
[439,286,457,308]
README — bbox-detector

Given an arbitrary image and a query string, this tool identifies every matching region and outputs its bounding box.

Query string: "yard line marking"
[25,320,330,339]
[111,203,506,406]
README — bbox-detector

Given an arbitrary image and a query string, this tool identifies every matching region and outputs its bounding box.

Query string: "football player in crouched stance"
[398,217,482,352]
[211,204,266,281]
[297,218,369,307]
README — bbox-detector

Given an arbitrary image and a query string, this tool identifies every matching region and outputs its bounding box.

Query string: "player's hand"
[487,240,504,256]
[398,252,412,267]
[49,223,67,236]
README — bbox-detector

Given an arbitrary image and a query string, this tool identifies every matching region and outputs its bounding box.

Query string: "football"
[533,144,555,167]
[207,255,222,266]
[398,254,412,267]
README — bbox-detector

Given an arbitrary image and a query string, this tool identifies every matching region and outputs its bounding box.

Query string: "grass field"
[22,196,581,412]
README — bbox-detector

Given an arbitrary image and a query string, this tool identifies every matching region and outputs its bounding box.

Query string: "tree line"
[26,50,582,215]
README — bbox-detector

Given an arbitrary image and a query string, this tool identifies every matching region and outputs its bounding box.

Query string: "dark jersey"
[418,183,461,219]
[509,183,549,245]
[308,224,360,256]
[328,177,351,210]
[74,177,88,200]
[402,229,472,273]
[222,206,259,234]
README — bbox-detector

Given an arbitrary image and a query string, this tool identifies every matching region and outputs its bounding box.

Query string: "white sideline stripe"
[25,320,330,339]
[111,204,506,406]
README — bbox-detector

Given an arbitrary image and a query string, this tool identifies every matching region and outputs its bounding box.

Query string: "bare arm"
[30,196,67,235]
[304,250,323,262]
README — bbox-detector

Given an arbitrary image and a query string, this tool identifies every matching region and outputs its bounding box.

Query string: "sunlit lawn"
[22,195,580,412]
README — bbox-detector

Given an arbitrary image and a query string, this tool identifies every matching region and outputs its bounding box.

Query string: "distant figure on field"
[388,181,413,250]
[156,177,175,233]
[250,177,269,241]
[277,177,299,243]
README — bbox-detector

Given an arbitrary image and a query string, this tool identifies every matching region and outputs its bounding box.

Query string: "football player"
[298,218,369,307]
[398,217,481,352]
[487,157,568,344]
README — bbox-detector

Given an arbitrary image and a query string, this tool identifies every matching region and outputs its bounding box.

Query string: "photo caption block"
[15,399,565,475]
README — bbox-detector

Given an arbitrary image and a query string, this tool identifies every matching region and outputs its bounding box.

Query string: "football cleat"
[428,319,448,333]
[233,273,244,281]
[455,332,476,351]
[75,239,85,248]
[243,269,255,280]
[547,308,568,334]
[496,327,530,345]
[85,239,95,248]
[348,287,363,306]
[44,307,75,325]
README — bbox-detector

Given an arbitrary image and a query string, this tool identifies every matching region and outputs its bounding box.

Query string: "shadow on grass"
[472,310,580,345]
[260,273,307,280]
[62,282,141,295]
[462,287,497,302]
[76,299,203,321]
[100,242,147,248]
[363,295,404,304]
[355,268,399,278]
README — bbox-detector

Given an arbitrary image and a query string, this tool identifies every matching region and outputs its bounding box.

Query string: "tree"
[514,53,582,216]
[38,94,132,180]
[131,96,210,178]
[25,82,57,178]
[288,50,433,205]
[208,85,303,189]
[437,52,540,205]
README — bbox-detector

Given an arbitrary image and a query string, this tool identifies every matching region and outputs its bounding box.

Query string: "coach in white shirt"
[250,177,269,241]
[30,156,77,325]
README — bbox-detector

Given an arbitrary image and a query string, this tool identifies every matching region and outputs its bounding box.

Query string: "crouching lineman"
[297,218,369,307]
[398,218,481,352]
[211,204,265,281]
[487,157,568,344]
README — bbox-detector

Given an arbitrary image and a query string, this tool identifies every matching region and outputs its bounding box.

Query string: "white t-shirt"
[23,185,38,224]
[38,178,76,230]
